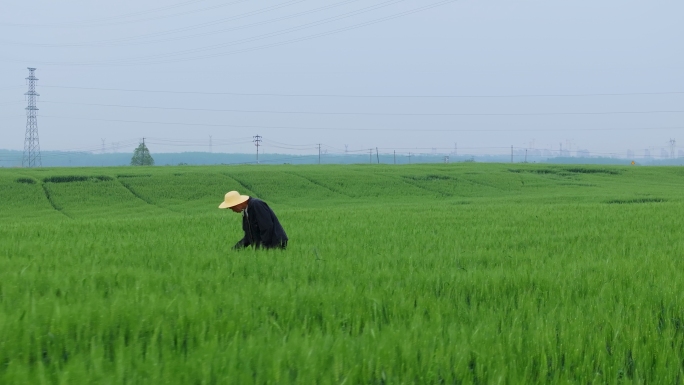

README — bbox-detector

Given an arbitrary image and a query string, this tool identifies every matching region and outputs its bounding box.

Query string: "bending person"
[219,191,288,250]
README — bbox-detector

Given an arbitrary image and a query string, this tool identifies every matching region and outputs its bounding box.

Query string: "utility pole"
[317,144,322,164]
[376,147,380,164]
[141,137,151,160]
[524,149,528,163]
[253,135,262,164]
[369,148,372,164]
[22,67,41,168]
[454,142,457,156]
[408,152,412,164]
[101,138,106,154]
[670,138,676,159]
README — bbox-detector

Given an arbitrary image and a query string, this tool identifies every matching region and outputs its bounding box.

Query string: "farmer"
[218,191,288,250]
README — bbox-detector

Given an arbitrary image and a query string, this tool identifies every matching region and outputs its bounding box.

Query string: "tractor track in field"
[40,183,72,219]
[224,174,266,200]
[391,175,451,198]
[117,178,180,214]
[459,176,508,191]
[286,172,353,198]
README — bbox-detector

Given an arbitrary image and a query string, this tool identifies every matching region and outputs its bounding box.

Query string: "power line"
[263,144,317,151]
[323,144,347,153]
[0,140,139,158]
[3,0,356,47]
[63,0,250,28]
[147,136,254,144]
[1,141,681,162]
[0,0,211,27]
[38,85,684,98]
[0,101,26,106]
[43,139,140,154]
[378,146,510,150]
[3,0,457,66]
[262,139,318,147]
[10,138,140,155]
[0,141,267,159]
[146,140,253,148]
[84,0,413,64]
[37,101,684,116]
[227,154,318,165]
[98,0,355,47]
[126,0,461,66]
[0,0,406,62]
[38,115,684,132]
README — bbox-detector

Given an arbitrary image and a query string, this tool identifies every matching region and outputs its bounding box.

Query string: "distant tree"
[130,142,154,166]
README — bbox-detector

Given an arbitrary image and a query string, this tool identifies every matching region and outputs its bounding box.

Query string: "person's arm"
[252,201,274,247]
[233,215,252,249]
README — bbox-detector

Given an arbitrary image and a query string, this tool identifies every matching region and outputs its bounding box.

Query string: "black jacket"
[234,197,288,249]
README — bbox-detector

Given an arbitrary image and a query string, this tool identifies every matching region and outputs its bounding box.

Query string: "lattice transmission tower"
[22,67,41,168]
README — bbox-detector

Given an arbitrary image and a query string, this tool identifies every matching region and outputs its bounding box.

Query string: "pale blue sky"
[1,0,683,158]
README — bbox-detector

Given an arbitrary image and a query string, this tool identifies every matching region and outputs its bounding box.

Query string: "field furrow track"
[285,171,353,198]
[224,172,267,201]
[40,182,72,219]
[117,177,180,214]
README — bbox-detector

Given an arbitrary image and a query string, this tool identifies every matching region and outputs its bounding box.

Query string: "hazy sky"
[1,0,683,158]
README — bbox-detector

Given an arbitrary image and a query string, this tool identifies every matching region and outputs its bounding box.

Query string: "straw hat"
[218,191,249,209]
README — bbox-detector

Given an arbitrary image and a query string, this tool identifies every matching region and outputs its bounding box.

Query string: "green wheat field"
[1,163,683,384]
